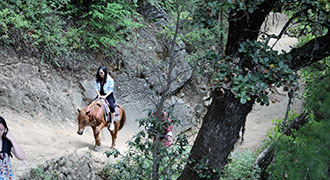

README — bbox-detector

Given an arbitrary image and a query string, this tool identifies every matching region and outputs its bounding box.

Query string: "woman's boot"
[109,113,115,131]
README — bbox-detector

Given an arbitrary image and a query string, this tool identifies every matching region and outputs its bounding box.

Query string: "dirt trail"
[2,108,139,178]
[235,92,303,152]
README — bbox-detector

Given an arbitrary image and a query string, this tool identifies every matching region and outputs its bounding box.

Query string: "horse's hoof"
[94,146,100,151]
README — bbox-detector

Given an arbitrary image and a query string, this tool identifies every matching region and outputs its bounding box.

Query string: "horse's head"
[77,108,91,135]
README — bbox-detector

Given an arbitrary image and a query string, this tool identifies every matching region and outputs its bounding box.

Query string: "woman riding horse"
[77,99,126,149]
[95,66,115,131]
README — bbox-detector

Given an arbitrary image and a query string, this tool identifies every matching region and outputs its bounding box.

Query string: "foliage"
[181,0,301,106]
[187,156,221,179]
[99,114,190,180]
[278,0,330,39]
[148,0,176,12]
[78,0,142,55]
[301,59,330,120]
[266,120,329,180]
[203,40,298,105]
[266,111,299,140]
[220,0,266,14]
[256,0,330,174]
[178,0,330,178]
[0,0,141,66]
[221,150,261,180]
[263,59,330,179]
[151,0,226,60]
[185,0,329,107]
[28,167,53,180]
[0,0,74,66]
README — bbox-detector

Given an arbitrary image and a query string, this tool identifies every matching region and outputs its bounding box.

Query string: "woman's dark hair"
[0,116,9,137]
[95,66,108,83]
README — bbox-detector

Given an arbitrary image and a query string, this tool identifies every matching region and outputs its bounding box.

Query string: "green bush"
[0,0,141,66]
[99,114,190,180]
[301,59,330,120]
[268,120,329,180]
[262,59,330,179]
[0,0,74,66]
[78,1,142,55]
[221,150,261,180]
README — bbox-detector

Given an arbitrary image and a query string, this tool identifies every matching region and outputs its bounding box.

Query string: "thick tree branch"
[287,31,330,70]
[225,0,277,55]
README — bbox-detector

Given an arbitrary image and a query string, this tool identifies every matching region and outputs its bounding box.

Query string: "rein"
[87,100,104,125]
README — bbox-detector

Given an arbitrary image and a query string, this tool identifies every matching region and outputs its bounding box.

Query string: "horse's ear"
[85,110,90,115]
[78,109,81,113]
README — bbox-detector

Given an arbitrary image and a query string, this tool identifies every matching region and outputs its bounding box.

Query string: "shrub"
[263,59,330,179]
[99,114,190,180]
[0,0,141,66]
[221,150,261,180]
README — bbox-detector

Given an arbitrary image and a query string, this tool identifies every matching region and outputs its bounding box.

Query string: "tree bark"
[288,31,330,70]
[178,90,255,179]
[225,0,277,55]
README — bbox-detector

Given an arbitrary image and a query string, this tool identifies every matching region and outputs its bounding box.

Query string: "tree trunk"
[178,2,275,179]
[178,90,255,179]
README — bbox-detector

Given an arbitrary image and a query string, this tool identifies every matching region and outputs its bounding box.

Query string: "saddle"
[99,99,120,124]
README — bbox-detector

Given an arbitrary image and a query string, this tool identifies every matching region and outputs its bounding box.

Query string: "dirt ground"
[1,13,303,179]
[2,107,140,178]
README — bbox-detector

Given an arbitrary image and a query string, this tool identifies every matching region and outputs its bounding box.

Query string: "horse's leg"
[109,121,119,148]
[96,123,106,134]
[92,126,101,151]
[110,130,115,148]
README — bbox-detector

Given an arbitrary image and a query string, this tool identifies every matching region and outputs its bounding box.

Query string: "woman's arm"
[96,89,101,97]
[103,91,112,99]
[95,81,101,97]
[6,131,24,160]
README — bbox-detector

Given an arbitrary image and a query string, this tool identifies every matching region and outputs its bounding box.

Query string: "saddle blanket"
[99,99,120,123]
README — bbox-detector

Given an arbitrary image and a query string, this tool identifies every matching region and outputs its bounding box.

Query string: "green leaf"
[240,97,247,104]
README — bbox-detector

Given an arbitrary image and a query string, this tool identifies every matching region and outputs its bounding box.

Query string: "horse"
[77,99,126,150]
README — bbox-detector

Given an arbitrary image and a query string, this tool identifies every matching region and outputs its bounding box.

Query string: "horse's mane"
[87,100,102,109]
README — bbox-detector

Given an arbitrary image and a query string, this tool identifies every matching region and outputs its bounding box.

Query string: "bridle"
[87,101,103,126]
[87,108,97,125]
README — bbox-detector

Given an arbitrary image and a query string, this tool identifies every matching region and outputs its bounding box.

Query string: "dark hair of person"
[0,116,9,137]
[95,66,108,83]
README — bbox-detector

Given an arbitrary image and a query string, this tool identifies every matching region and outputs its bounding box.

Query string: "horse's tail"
[118,105,126,131]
